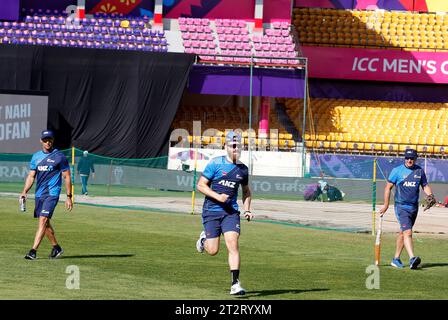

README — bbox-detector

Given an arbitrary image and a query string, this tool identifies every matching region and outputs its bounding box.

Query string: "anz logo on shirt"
[218,180,236,188]
[38,165,54,172]
[403,181,417,187]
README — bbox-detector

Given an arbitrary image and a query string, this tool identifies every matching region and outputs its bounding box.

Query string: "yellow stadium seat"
[120,20,130,28]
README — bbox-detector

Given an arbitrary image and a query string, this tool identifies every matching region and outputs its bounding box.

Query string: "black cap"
[404,149,417,159]
[40,130,55,140]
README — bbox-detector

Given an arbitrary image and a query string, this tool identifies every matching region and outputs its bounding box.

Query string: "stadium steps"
[274,100,301,141]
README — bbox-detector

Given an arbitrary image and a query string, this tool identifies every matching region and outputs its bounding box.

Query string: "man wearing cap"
[77,150,95,195]
[20,130,73,260]
[195,131,254,295]
[379,149,434,269]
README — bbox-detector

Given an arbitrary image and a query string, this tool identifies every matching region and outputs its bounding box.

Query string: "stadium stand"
[171,104,296,150]
[293,7,448,51]
[279,98,448,156]
[0,14,168,51]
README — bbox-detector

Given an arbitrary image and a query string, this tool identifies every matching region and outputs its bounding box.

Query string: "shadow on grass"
[421,262,448,269]
[61,254,135,259]
[238,288,329,298]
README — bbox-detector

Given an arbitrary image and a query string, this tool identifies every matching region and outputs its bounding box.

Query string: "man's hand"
[379,204,388,217]
[65,198,73,211]
[19,193,27,201]
[216,193,229,203]
[423,194,436,212]
[243,210,254,221]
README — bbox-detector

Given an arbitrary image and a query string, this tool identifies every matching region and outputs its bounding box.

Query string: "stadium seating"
[171,104,297,150]
[0,15,168,52]
[279,97,448,155]
[293,7,448,51]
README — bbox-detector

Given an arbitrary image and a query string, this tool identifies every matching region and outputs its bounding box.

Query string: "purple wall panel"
[1,0,20,20]
[188,65,306,98]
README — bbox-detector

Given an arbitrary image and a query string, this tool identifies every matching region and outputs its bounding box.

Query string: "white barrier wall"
[168,147,311,177]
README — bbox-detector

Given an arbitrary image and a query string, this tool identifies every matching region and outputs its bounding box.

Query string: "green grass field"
[1,196,447,300]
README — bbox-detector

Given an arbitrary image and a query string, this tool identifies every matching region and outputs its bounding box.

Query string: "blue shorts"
[34,196,60,219]
[394,205,418,231]
[202,211,241,238]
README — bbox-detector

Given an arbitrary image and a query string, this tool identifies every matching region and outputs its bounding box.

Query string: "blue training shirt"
[30,149,70,198]
[201,156,249,214]
[387,164,428,207]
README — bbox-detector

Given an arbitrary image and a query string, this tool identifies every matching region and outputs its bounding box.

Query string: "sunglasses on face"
[405,157,416,160]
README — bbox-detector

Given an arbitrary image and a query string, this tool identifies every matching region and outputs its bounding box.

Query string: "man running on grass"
[196,131,254,295]
[379,149,434,269]
[21,130,73,260]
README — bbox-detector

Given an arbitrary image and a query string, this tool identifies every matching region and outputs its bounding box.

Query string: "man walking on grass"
[21,130,73,260]
[379,149,434,269]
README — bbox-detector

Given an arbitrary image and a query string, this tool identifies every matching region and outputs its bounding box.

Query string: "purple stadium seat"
[157,30,165,37]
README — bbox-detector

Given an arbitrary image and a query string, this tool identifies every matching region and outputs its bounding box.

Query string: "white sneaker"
[196,231,206,253]
[230,280,246,295]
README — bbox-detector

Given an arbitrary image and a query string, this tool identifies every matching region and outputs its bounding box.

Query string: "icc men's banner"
[302,46,448,84]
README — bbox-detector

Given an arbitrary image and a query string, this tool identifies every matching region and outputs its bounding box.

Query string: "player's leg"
[45,221,58,246]
[32,216,49,251]
[403,209,420,269]
[391,206,405,268]
[402,229,415,258]
[204,237,220,256]
[223,231,240,271]
[81,175,87,194]
[222,214,245,295]
[394,231,404,259]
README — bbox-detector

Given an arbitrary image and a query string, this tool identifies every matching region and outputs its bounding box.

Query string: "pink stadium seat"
[225,34,235,42]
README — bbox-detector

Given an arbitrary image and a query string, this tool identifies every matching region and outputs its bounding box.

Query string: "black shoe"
[49,245,64,259]
[25,249,37,260]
